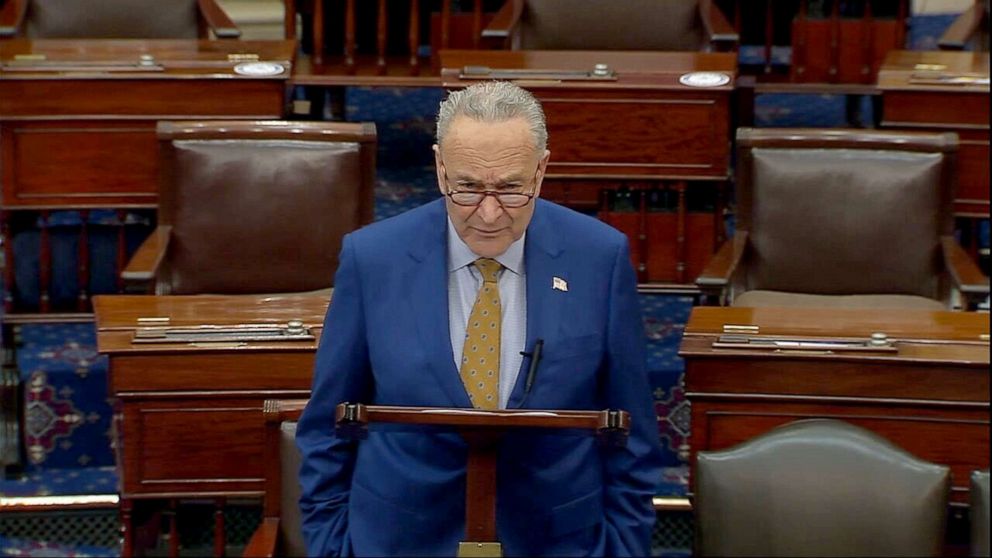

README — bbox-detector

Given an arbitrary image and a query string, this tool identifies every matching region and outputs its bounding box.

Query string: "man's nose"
[476,195,504,222]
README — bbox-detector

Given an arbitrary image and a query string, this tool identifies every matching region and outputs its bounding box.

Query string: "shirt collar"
[447,217,525,276]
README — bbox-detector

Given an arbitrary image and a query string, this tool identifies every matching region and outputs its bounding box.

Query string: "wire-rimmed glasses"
[440,162,538,208]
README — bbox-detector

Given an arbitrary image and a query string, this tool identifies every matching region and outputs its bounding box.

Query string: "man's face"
[434,116,550,258]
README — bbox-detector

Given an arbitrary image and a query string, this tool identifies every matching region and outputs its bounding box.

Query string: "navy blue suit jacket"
[297,199,663,556]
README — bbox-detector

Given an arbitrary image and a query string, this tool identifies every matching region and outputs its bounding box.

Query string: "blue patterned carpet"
[0,537,118,558]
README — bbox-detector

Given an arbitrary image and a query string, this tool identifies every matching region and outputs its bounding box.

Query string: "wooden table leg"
[121,498,134,557]
[169,499,179,558]
[214,497,227,557]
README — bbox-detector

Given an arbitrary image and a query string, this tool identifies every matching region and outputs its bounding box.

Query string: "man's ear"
[534,149,551,197]
[433,144,446,195]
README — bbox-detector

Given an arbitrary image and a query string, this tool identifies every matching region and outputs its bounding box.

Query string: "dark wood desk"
[878,50,990,219]
[0,39,294,314]
[93,293,326,555]
[679,306,990,505]
[440,50,736,287]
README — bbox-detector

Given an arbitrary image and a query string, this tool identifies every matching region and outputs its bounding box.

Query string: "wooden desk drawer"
[119,396,307,497]
[1,120,158,207]
[882,90,990,128]
[111,351,314,392]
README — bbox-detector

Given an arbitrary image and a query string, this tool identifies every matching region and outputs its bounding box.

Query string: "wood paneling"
[3,122,158,206]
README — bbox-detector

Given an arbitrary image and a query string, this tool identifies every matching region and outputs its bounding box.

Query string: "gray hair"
[436,81,548,152]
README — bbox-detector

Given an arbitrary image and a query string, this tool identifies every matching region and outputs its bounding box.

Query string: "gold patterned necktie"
[460,258,502,409]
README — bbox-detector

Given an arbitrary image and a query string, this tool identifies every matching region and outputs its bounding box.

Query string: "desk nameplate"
[132,321,314,344]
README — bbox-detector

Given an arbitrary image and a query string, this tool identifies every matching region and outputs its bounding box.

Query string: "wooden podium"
[679,306,990,505]
[335,403,631,557]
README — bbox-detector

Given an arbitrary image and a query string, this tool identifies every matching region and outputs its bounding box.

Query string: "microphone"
[522,339,544,396]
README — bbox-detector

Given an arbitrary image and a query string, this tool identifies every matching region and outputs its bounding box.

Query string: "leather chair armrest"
[481,0,523,47]
[0,0,27,37]
[696,231,748,301]
[243,517,280,558]
[122,225,172,283]
[699,0,739,52]
[941,235,989,306]
[938,1,985,50]
[198,0,241,39]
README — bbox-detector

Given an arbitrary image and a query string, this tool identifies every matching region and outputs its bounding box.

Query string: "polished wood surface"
[0,39,294,209]
[681,306,990,505]
[878,50,990,217]
[94,293,327,499]
[685,306,990,341]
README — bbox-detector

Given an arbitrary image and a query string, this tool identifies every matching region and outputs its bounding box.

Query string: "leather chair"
[122,120,376,295]
[0,0,240,39]
[482,0,738,52]
[939,0,989,51]
[697,128,989,310]
[695,419,951,557]
[244,399,308,558]
[974,470,990,558]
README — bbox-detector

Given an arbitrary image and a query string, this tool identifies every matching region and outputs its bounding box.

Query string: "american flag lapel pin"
[552,276,568,292]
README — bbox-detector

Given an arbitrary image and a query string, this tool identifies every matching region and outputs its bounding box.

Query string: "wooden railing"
[727,0,909,85]
[294,0,493,84]
[1,208,154,318]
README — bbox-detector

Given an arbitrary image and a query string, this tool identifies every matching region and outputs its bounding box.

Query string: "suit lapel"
[508,202,565,409]
[406,201,473,408]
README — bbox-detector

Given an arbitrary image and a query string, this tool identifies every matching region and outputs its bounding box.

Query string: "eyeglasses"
[440,162,538,209]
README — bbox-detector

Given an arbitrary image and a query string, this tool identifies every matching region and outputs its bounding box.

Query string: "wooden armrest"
[942,235,989,295]
[481,0,523,41]
[938,1,986,50]
[696,231,748,290]
[0,0,27,37]
[243,517,280,558]
[699,0,739,51]
[198,0,241,39]
[121,225,172,282]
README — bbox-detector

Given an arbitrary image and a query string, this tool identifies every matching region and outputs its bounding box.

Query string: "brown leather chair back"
[517,0,704,50]
[695,419,950,557]
[736,128,957,299]
[25,0,201,38]
[157,121,376,295]
[974,470,990,557]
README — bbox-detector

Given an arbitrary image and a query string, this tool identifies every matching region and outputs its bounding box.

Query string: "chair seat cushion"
[733,290,946,310]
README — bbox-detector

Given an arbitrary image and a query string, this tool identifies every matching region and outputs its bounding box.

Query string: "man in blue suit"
[297,81,663,556]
